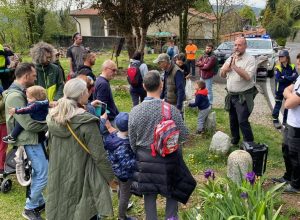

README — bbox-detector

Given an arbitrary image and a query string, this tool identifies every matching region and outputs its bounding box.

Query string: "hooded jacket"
[46,112,114,220]
[189,88,210,110]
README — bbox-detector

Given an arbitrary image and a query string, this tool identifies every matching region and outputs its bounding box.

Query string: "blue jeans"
[24,143,48,210]
[201,77,213,105]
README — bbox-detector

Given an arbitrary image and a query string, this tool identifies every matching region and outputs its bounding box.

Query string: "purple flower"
[240,192,248,199]
[204,169,215,180]
[245,171,256,185]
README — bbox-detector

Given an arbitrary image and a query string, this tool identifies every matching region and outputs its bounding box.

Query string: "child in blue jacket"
[100,112,137,220]
[272,50,298,129]
[188,80,211,134]
[2,85,48,144]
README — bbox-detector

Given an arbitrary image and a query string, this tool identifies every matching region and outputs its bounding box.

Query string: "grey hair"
[101,59,115,71]
[143,70,161,92]
[49,78,87,125]
[30,41,55,64]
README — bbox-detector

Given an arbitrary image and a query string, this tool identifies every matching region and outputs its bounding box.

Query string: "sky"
[245,0,266,8]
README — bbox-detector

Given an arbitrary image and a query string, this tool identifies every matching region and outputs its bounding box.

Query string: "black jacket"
[131,148,196,204]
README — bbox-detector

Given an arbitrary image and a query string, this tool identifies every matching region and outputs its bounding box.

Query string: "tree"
[207,0,241,44]
[239,5,257,26]
[267,17,291,45]
[91,0,196,57]
[262,6,274,28]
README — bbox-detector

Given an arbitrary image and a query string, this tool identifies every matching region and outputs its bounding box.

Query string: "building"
[147,8,216,40]
[70,8,118,37]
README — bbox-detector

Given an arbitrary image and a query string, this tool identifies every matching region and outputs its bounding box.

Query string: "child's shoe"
[195,130,203,135]
[2,135,16,144]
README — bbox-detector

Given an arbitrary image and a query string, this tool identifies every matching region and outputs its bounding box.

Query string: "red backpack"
[127,62,142,87]
[151,101,180,157]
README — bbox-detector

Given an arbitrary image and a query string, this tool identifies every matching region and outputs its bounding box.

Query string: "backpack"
[127,62,142,87]
[151,101,180,157]
[167,47,174,59]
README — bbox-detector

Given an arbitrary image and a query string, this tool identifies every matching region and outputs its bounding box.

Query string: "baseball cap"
[278,50,289,57]
[115,112,129,132]
[153,53,170,63]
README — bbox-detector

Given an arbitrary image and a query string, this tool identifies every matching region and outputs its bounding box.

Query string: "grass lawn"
[0,52,298,219]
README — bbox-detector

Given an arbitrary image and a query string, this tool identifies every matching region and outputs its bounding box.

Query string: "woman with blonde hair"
[46,78,114,220]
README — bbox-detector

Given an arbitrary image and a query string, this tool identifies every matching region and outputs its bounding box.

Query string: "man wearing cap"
[272,50,298,129]
[154,53,185,112]
[220,37,257,145]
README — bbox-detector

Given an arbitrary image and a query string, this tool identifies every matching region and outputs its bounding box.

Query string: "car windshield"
[246,39,272,49]
[217,42,234,50]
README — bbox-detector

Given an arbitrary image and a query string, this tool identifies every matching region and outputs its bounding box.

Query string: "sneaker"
[22,209,43,220]
[272,177,290,184]
[273,121,282,129]
[34,203,45,213]
[127,201,134,210]
[2,135,16,144]
[283,184,300,194]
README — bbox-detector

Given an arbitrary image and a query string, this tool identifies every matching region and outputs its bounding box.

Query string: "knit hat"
[115,112,129,132]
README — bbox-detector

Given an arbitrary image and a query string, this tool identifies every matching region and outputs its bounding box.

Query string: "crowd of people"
[0,34,300,220]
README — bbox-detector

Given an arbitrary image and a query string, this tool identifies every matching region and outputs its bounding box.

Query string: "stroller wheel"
[1,178,12,193]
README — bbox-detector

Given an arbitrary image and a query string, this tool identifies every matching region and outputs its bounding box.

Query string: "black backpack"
[127,62,142,87]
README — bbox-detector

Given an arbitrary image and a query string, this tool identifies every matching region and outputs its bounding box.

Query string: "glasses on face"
[107,67,117,72]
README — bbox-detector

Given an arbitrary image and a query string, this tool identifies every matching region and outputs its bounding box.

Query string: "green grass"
[0,53,291,219]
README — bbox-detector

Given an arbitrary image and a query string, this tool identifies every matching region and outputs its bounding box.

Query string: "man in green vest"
[153,53,185,112]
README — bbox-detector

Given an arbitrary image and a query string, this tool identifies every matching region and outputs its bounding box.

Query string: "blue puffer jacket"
[104,132,136,182]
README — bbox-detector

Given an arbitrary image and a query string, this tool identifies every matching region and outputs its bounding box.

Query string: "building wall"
[147,15,214,39]
[75,17,91,36]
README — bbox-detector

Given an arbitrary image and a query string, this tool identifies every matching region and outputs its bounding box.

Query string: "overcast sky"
[209,0,266,9]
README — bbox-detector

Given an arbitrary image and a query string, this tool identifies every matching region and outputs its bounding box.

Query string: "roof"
[188,8,216,21]
[70,8,99,16]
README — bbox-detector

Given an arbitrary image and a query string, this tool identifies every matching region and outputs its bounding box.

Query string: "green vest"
[0,44,6,69]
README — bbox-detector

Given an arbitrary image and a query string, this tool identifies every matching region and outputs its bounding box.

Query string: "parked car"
[214,41,234,65]
[245,35,277,78]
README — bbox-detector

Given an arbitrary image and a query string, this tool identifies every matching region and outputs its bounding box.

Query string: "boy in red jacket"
[188,80,211,134]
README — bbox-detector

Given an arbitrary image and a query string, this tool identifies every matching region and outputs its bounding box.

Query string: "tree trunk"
[138,27,147,53]
[125,33,136,58]
[182,6,188,50]
[134,26,141,50]
[179,13,183,51]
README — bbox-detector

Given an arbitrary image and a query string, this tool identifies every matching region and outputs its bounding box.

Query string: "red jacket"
[196,53,217,79]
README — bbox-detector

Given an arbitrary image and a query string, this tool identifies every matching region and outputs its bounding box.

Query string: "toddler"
[100,112,137,220]
[2,85,49,144]
[188,80,211,134]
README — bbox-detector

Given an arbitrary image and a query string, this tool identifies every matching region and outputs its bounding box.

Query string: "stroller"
[0,146,31,193]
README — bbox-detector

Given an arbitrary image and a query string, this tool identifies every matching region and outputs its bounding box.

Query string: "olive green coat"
[46,112,114,220]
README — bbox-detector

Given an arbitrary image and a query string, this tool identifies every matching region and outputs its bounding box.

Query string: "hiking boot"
[2,135,16,144]
[273,121,282,129]
[22,209,43,220]
[34,203,45,213]
[283,184,300,194]
[272,177,290,184]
